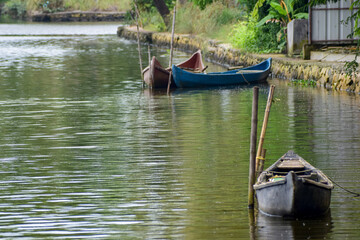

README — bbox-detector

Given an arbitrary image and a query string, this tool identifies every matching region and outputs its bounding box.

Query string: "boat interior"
[263,158,321,183]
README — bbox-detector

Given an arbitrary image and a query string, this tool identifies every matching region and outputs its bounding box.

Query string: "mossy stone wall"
[32,11,125,22]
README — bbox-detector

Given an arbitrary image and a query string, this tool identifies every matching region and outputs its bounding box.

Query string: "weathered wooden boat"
[172,57,271,88]
[253,150,333,217]
[142,50,205,88]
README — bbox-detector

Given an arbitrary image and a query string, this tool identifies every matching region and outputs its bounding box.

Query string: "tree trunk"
[153,0,170,27]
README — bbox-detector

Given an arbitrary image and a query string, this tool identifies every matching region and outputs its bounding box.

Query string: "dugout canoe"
[253,150,333,217]
[142,50,205,88]
[172,57,271,88]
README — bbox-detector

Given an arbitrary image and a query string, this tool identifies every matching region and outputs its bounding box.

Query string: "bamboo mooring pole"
[148,45,153,88]
[133,0,144,87]
[255,85,275,177]
[167,1,177,95]
[248,86,259,209]
[257,148,267,175]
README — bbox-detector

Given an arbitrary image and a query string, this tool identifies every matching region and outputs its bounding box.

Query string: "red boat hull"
[142,50,205,88]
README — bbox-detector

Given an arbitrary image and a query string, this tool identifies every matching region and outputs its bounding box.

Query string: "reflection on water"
[0,23,360,239]
[253,210,333,240]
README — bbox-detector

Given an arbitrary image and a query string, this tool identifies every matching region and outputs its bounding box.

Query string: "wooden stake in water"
[248,86,259,209]
[256,85,275,175]
[148,44,153,88]
[133,0,144,86]
[167,1,177,95]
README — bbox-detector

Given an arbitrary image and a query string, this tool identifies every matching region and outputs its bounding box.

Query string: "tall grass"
[25,0,131,13]
[174,2,244,41]
[63,0,131,11]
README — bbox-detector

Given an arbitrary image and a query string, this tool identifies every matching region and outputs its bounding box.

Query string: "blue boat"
[172,58,272,88]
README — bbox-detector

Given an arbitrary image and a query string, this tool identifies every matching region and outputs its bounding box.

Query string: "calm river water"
[0,23,359,239]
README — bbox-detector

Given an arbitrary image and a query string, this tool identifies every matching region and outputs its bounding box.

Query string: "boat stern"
[255,172,295,216]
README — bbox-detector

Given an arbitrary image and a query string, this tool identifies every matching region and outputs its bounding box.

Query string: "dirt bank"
[117,25,360,94]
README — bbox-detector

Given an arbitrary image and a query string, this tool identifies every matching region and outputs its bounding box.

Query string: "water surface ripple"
[0,23,359,239]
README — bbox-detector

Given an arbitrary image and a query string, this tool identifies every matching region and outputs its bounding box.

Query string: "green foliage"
[341,0,360,75]
[251,0,266,19]
[175,2,244,37]
[138,8,167,32]
[257,0,309,28]
[62,0,131,11]
[230,17,282,53]
[236,0,258,13]
[24,0,131,13]
[290,79,317,87]
[344,59,359,76]
[249,0,308,53]
[293,0,308,12]
[252,0,309,25]
[192,0,213,10]
[216,7,239,25]
[3,0,27,18]
[135,0,174,12]
[39,0,64,13]
[229,20,257,52]
[309,0,339,6]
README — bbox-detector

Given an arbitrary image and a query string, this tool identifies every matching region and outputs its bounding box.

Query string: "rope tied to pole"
[327,176,360,197]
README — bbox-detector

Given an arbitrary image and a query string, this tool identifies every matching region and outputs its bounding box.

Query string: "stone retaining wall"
[117,26,360,93]
[32,11,126,22]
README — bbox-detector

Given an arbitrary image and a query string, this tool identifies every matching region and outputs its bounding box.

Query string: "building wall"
[310,0,357,44]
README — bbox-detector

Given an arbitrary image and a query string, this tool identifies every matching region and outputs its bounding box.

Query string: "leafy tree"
[153,0,170,26]
[256,0,308,28]
[134,0,174,27]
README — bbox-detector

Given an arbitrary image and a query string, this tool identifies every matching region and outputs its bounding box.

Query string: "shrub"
[229,19,257,52]
[3,0,27,18]
[230,17,282,53]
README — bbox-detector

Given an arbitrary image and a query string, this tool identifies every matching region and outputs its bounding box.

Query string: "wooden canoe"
[253,150,333,217]
[142,50,205,88]
[172,58,271,88]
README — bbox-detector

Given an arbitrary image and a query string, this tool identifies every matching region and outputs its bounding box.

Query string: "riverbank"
[117,25,360,94]
[31,11,126,22]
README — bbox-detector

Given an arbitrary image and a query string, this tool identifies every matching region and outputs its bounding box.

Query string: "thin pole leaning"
[248,86,259,209]
[148,44,153,88]
[167,1,177,95]
[133,0,144,87]
[256,85,275,175]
